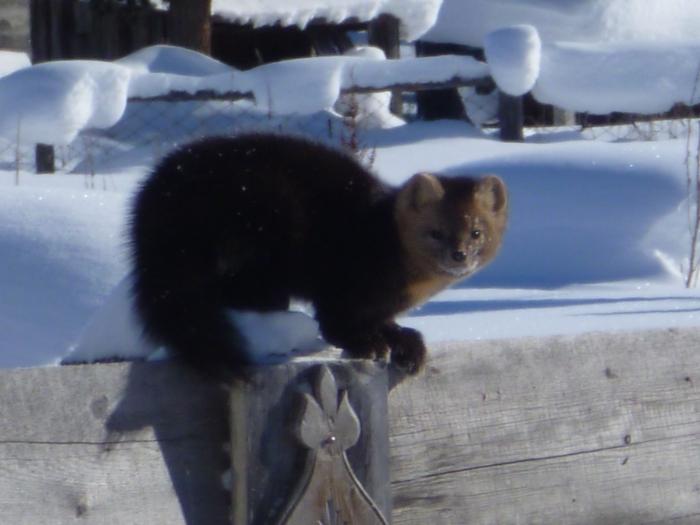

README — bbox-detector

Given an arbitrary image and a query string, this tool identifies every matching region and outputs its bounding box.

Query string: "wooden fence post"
[35,143,55,173]
[552,106,577,126]
[368,14,402,116]
[229,360,391,525]
[498,91,524,142]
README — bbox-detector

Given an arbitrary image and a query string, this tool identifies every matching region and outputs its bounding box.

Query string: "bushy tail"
[131,274,250,381]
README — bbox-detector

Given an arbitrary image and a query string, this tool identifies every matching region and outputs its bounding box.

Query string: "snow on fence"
[1,327,699,524]
[3,31,700,173]
[0,48,492,175]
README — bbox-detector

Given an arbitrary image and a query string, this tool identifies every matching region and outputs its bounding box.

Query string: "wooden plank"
[126,74,491,104]
[229,361,390,524]
[1,327,699,523]
[0,361,230,525]
[389,328,700,524]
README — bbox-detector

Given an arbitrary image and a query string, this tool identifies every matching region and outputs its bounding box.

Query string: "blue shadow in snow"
[407,296,700,317]
[436,154,685,288]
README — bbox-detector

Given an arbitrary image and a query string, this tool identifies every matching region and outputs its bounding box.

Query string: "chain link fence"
[2,89,420,175]
[3,84,698,176]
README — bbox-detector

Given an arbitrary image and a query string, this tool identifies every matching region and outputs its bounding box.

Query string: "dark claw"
[387,326,427,375]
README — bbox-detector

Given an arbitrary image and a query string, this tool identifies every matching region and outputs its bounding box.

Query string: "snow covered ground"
[1,33,700,368]
[2,116,700,368]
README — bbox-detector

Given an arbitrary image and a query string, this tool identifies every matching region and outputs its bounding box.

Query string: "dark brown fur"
[130,134,507,378]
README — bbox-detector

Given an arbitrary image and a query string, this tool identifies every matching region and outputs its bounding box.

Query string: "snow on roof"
[151,0,442,42]
[423,0,700,47]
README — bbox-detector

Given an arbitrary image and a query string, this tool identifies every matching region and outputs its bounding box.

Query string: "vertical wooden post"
[368,14,402,116]
[167,0,212,54]
[35,144,55,174]
[552,106,577,126]
[29,0,49,63]
[498,91,524,142]
[230,360,391,525]
[414,41,469,121]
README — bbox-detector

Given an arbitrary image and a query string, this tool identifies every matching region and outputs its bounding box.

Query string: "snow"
[115,45,232,76]
[229,310,327,363]
[150,0,442,42]
[0,61,130,144]
[334,46,404,129]
[484,25,541,97]
[0,181,131,367]
[64,276,324,365]
[123,46,487,115]
[422,1,700,115]
[1,40,700,369]
[0,46,484,137]
[423,0,700,47]
[533,41,700,114]
[0,50,30,78]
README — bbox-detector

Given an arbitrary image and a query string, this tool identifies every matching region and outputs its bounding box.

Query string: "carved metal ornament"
[277,365,389,525]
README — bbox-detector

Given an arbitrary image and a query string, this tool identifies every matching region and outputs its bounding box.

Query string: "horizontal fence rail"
[0,327,699,524]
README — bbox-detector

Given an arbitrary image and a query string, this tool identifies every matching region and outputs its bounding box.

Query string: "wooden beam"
[0,361,230,524]
[126,76,491,104]
[1,328,698,523]
[390,328,700,524]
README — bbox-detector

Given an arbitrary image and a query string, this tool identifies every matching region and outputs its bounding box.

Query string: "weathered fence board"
[0,362,230,524]
[389,328,700,524]
[0,327,698,524]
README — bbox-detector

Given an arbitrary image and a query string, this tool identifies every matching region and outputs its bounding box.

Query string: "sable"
[130,133,507,378]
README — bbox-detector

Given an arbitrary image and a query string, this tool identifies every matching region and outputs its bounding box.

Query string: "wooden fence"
[30,56,495,174]
[1,326,699,523]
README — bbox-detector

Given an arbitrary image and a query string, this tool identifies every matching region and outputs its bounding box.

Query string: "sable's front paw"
[389,327,427,375]
[342,339,389,362]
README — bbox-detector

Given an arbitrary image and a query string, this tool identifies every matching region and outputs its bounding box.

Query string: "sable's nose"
[452,250,467,262]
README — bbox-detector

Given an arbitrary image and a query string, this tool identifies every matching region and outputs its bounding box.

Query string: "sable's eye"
[429,229,444,241]
[471,229,482,239]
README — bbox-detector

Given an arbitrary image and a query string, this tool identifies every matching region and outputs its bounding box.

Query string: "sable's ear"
[476,175,508,215]
[398,172,445,212]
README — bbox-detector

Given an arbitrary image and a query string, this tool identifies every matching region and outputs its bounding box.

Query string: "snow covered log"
[0,327,698,524]
[126,54,491,104]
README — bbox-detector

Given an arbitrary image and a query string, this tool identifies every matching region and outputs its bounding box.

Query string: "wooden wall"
[29,0,166,63]
[0,0,30,51]
[1,327,699,523]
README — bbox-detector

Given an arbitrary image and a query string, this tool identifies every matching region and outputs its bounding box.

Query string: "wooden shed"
[28,0,442,68]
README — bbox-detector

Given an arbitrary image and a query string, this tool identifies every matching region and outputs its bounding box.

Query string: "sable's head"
[395,173,508,278]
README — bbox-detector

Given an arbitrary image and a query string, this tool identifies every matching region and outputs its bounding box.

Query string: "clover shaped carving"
[296,365,361,456]
[278,365,388,525]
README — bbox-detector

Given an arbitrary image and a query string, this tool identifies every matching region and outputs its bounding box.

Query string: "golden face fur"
[395,172,508,305]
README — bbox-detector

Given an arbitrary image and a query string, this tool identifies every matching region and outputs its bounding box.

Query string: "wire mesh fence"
[1,92,400,175]
[2,85,698,176]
